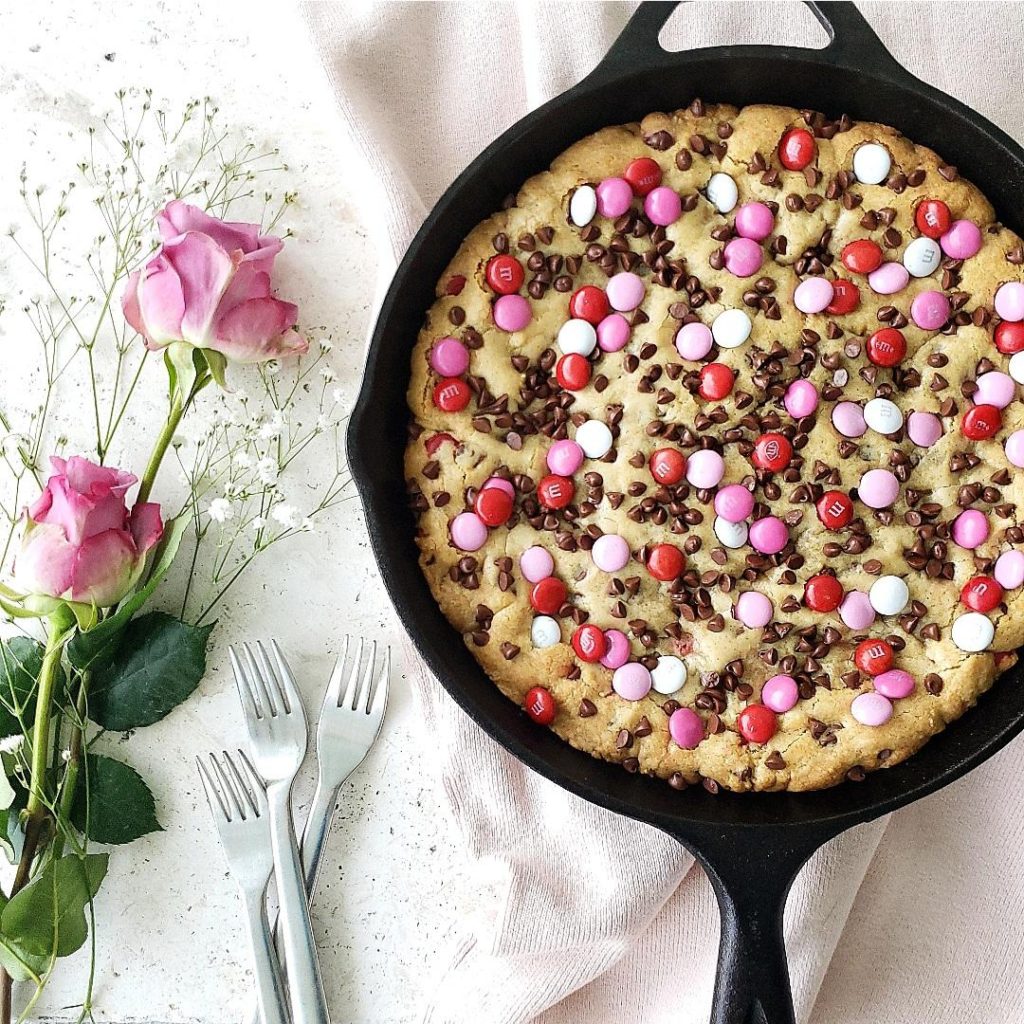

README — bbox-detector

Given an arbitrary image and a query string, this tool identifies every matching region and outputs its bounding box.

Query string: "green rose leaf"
[88,612,213,731]
[68,515,188,671]
[1,853,108,959]
[0,636,44,737]
[71,754,162,845]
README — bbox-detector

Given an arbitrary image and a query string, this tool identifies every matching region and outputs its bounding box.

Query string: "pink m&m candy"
[451,512,488,551]
[493,294,531,332]
[736,591,773,628]
[1006,430,1024,468]
[546,439,585,476]
[520,545,554,582]
[686,449,725,489]
[675,321,714,361]
[793,277,834,314]
[748,516,788,555]
[723,237,763,278]
[714,484,755,523]
[606,271,645,312]
[995,281,1024,322]
[952,508,990,549]
[832,401,867,438]
[940,219,982,260]
[596,177,633,219]
[613,663,652,701]
[874,669,915,699]
[910,290,950,330]
[858,468,900,509]
[600,629,631,669]
[597,313,631,352]
[591,533,630,572]
[644,186,682,226]
[851,691,893,727]
[839,591,876,630]
[995,550,1024,590]
[907,411,943,448]
[784,379,819,418]
[482,476,515,497]
[868,262,910,295]
[669,707,704,749]
[734,202,774,241]
[429,337,470,376]
[975,371,1016,409]
[762,674,799,713]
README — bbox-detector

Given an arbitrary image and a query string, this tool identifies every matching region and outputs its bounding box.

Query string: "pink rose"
[121,200,308,364]
[14,457,164,608]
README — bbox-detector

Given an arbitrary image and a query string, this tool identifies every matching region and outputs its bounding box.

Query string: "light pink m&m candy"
[784,379,819,418]
[910,290,950,330]
[591,533,630,572]
[874,669,915,699]
[858,468,900,509]
[794,277,834,313]
[736,591,773,628]
[1006,430,1024,468]
[762,674,798,713]
[852,691,893,726]
[734,202,774,241]
[748,516,788,555]
[669,707,704,749]
[686,449,725,489]
[600,629,630,669]
[940,219,982,260]
[546,439,585,476]
[520,546,554,582]
[995,550,1024,589]
[832,401,867,438]
[493,294,531,332]
[482,476,515,497]
[598,313,631,352]
[952,509,989,549]
[613,663,652,701]
[840,591,876,630]
[868,262,909,295]
[644,186,682,226]
[723,237,763,278]
[596,177,633,219]
[995,282,1024,322]
[606,271,645,312]
[675,321,713,360]
[451,512,488,551]
[975,371,1016,409]
[429,337,470,376]
[714,484,755,523]
[907,411,943,448]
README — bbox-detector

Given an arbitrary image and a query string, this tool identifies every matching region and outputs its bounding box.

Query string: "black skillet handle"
[664,822,843,1024]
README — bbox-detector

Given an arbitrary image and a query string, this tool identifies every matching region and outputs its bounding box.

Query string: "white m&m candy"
[569,185,597,227]
[557,319,597,356]
[852,143,892,185]
[712,308,752,349]
[869,575,909,616]
[864,397,903,435]
[706,172,738,214]
[951,612,995,652]
[575,419,613,459]
[902,236,941,278]
[651,655,687,695]
[531,615,561,649]
[1009,351,1024,385]
[714,516,749,549]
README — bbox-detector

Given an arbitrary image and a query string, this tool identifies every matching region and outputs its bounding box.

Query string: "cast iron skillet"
[348,3,1024,1021]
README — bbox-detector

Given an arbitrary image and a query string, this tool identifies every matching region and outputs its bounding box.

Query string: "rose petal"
[216,264,271,319]
[238,237,283,278]
[13,521,76,600]
[212,296,303,363]
[121,270,145,335]
[64,456,135,498]
[162,232,237,348]
[70,529,138,607]
[157,199,264,254]
[129,501,164,555]
[136,253,187,348]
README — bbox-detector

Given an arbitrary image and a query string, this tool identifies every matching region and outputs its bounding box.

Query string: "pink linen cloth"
[301,3,1024,1021]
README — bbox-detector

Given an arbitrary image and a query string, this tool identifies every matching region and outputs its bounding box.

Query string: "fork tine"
[230,645,263,719]
[196,755,230,821]
[341,636,365,710]
[221,749,260,818]
[268,639,300,715]
[245,642,279,717]
[370,646,391,718]
[323,635,352,710]
[356,640,378,713]
[210,752,247,821]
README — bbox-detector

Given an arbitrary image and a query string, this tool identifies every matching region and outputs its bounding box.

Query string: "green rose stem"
[136,390,183,504]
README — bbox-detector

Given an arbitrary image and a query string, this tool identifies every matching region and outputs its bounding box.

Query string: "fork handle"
[267,781,331,1024]
[300,778,338,898]
[243,889,291,1024]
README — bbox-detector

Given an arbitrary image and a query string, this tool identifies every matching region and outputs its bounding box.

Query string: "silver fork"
[231,641,329,1024]
[196,750,289,1024]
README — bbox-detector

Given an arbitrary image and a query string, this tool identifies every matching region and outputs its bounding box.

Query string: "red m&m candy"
[530,576,567,615]
[568,285,610,325]
[649,447,687,486]
[854,638,894,676]
[816,490,853,530]
[826,278,860,316]
[737,704,778,744]
[474,486,513,527]
[524,686,556,725]
[485,255,524,295]
[556,353,592,391]
[915,198,952,240]
[624,157,662,196]
[995,321,1024,354]
[424,432,458,456]
[572,624,608,663]
[841,239,883,275]
[866,328,907,367]
[699,362,735,401]
[961,576,1004,613]
[778,128,816,171]
[804,573,844,612]
[433,377,471,412]
[962,404,1002,440]
[537,474,575,510]
[646,543,685,582]
[752,432,793,473]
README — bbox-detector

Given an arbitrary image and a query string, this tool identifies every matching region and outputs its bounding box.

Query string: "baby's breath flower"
[0,735,24,755]
[319,366,336,383]
[265,359,281,376]
[250,516,267,532]
[318,338,333,352]
[256,457,279,485]
[331,387,343,404]
[208,497,234,523]
[272,504,298,529]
